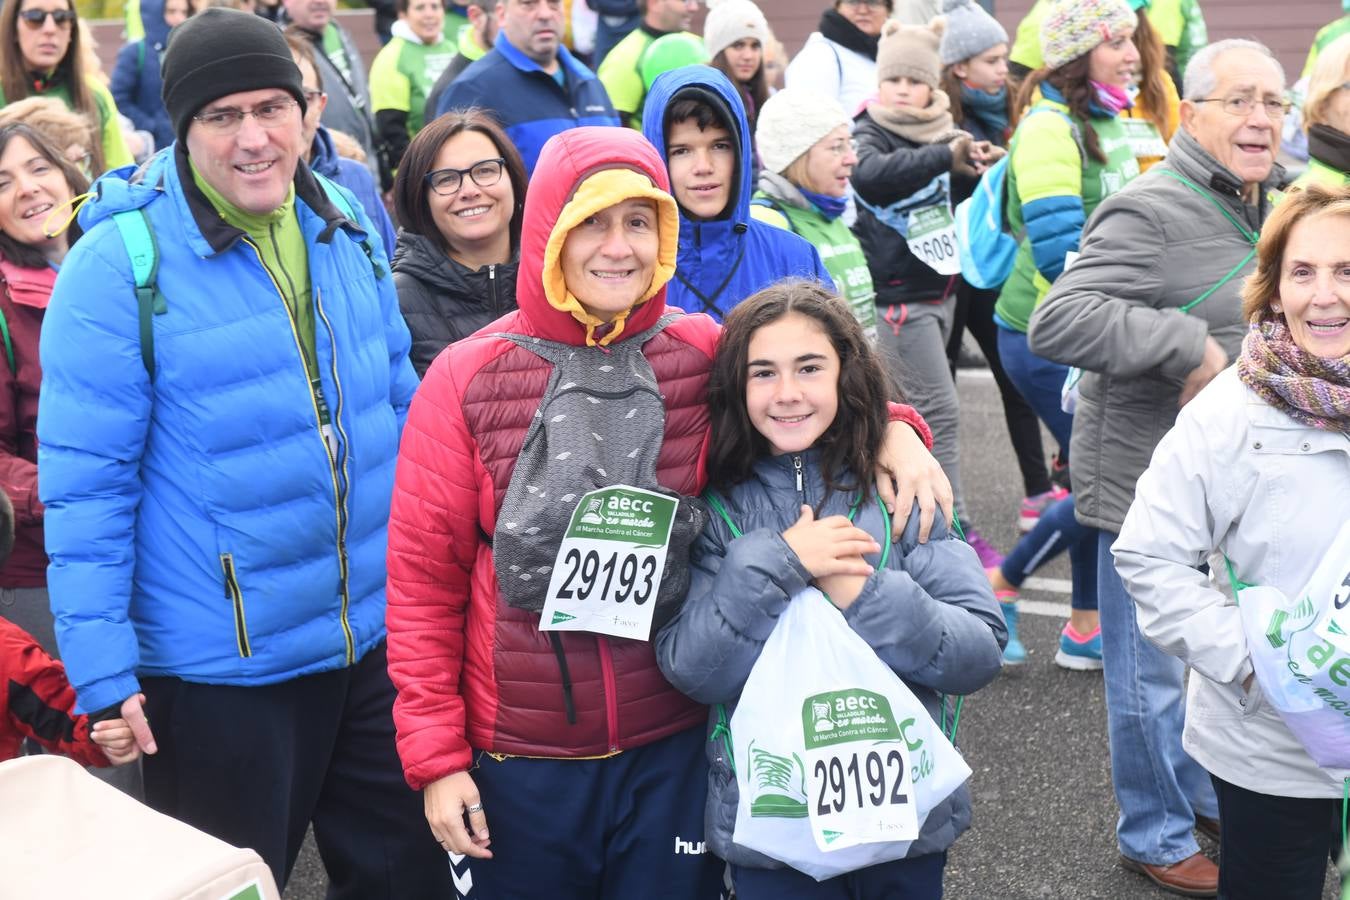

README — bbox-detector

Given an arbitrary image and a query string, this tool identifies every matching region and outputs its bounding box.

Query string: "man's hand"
[1179,336,1228,408]
[876,422,953,543]
[425,771,493,859]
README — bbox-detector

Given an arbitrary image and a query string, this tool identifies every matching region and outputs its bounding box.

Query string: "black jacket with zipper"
[851,113,975,309]
[392,229,519,377]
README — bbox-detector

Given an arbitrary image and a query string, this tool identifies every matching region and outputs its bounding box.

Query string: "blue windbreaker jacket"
[38,146,419,714]
[641,66,829,320]
[310,125,397,258]
[434,33,620,174]
[109,0,172,151]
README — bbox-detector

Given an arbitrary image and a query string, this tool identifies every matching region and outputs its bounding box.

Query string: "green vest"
[751,192,878,338]
[369,34,456,137]
[1293,157,1350,190]
[996,103,1140,333]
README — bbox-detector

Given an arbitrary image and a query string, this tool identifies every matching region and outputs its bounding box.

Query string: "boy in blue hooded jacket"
[642,66,830,320]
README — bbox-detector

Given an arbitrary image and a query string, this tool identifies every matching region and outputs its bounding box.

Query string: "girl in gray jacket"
[655,279,1006,899]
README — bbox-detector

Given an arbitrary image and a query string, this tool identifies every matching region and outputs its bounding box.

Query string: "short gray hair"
[1183,39,1285,101]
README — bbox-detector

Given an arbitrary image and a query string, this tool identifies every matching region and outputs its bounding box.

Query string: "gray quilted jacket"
[1027,127,1287,533]
[655,449,1006,869]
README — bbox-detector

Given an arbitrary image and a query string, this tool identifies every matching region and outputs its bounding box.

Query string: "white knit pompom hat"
[756,87,851,175]
[703,0,772,62]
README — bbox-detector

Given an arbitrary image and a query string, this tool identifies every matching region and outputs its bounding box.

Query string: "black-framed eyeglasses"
[17,8,76,27]
[1193,96,1292,118]
[424,157,506,196]
[192,98,300,134]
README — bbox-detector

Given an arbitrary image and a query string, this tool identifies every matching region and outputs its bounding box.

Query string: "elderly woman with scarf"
[1114,182,1350,900]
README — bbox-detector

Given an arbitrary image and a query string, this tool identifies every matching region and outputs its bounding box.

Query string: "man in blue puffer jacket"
[38,10,444,896]
[642,66,831,320]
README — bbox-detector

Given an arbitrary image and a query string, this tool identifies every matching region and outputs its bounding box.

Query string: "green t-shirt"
[369,34,456,137]
[598,27,656,127]
[190,161,317,380]
[750,192,878,340]
[996,101,1141,332]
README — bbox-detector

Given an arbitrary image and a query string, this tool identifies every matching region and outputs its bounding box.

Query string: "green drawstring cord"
[940,695,965,743]
[710,704,736,776]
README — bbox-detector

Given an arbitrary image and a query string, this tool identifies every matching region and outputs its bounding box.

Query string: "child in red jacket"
[1,616,140,767]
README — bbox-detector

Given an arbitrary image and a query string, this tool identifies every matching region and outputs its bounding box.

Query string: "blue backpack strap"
[112,208,165,380]
[314,173,386,280]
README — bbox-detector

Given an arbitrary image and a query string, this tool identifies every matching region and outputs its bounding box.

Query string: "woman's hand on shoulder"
[876,422,953,544]
[424,771,493,859]
[782,505,879,580]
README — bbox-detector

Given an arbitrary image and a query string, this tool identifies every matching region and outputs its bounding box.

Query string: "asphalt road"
[282,365,1342,900]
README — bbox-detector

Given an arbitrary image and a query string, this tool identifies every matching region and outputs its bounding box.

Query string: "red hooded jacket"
[385,127,931,790]
[0,257,49,588]
[1,616,107,766]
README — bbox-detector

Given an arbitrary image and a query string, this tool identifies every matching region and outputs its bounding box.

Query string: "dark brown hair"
[707,279,893,506]
[0,0,102,174]
[710,45,768,134]
[1132,10,1170,137]
[1014,54,1106,163]
[393,108,527,257]
[1240,183,1350,323]
[0,122,87,269]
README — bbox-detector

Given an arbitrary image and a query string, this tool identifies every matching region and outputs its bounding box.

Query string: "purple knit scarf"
[1237,314,1350,434]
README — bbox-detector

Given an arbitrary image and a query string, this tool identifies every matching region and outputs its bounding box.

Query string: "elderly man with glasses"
[1027,38,1290,899]
[36,9,442,896]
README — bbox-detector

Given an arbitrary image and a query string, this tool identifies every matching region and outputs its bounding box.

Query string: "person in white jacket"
[1114,183,1350,900]
[786,0,892,116]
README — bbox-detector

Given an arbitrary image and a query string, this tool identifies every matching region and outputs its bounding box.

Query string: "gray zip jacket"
[1027,127,1286,532]
[655,449,1006,868]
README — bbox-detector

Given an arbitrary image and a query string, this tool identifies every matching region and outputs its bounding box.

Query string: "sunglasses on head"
[17,8,76,27]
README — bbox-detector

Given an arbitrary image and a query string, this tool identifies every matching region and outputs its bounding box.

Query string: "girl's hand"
[783,505,879,580]
[424,771,493,859]
[876,423,953,543]
[816,572,869,610]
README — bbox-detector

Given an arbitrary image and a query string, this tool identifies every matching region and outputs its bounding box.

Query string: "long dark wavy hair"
[0,0,103,174]
[0,122,87,269]
[1132,10,1171,136]
[1014,53,1106,163]
[711,45,768,135]
[707,279,894,507]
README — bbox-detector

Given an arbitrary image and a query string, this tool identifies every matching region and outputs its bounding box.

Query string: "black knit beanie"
[161,7,307,146]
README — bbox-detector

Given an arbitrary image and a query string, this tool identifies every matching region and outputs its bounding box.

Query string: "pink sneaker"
[964,526,1004,569]
[1018,485,1070,533]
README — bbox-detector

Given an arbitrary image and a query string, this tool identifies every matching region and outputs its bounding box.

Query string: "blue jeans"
[1001,496,1098,611]
[1098,531,1217,865]
[995,325,1074,453]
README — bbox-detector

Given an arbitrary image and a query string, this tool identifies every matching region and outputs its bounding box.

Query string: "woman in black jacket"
[393,110,527,376]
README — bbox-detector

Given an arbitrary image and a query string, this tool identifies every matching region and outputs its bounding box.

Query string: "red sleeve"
[887,402,933,450]
[0,314,38,526]
[2,619,109,767]
[385,350,483,789]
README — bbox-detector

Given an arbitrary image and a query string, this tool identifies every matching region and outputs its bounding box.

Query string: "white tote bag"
[1229,519,1350,769]
[729,588,971,881]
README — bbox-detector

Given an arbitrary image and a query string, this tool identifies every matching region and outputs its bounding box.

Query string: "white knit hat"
[703,0,772,62]
[756,87,851,175]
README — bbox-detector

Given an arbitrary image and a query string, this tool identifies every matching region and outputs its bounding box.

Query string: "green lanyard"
[1156,169,1259,314]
